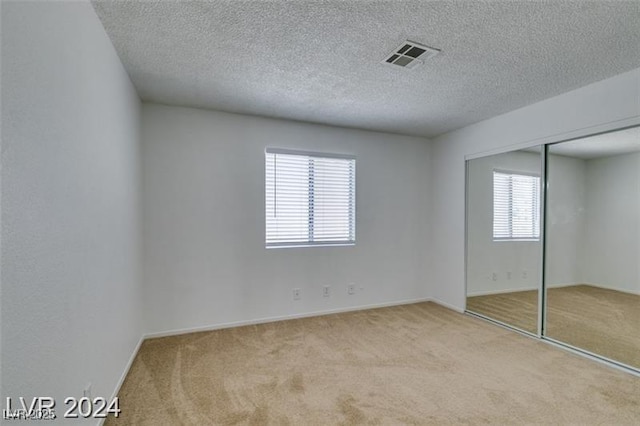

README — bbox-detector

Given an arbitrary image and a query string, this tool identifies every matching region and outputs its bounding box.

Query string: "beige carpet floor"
[106,302,640,425]
[466,290,539,334]
[467,284,640,368]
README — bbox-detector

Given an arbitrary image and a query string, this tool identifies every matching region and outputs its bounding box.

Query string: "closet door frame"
[541,124,640,375]
[464,118,640,376]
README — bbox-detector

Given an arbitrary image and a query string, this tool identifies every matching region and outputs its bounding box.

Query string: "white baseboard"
[99,335,144,426]
[144,297,434,339]
[467,286,538,297]
[469,282,640,297]
[430,298,465,313]
[468,282,589,297]
[103,294,464,425]
[580,282,640,296]
[546,282,584,289]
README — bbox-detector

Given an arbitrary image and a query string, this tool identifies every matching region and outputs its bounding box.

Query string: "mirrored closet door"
[545,126,640,370]
[466,125,640,373]
[466,148,543,335]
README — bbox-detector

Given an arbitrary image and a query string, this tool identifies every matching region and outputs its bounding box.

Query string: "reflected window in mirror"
[466,148,542,335]
[493,170,540,241]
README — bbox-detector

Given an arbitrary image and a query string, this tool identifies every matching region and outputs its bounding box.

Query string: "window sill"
[493,239,540,243]
[266,242,356,249]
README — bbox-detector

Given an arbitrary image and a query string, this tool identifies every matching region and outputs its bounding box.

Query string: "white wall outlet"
[292,288,301,300]
[507,271,512,280]
[492,273,498,281]
[347,283,355,295]
[83,383,92,399]
[522,271,527,279]
[323,285,330,297]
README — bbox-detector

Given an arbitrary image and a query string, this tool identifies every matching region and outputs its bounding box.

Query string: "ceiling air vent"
[383,40,440,69]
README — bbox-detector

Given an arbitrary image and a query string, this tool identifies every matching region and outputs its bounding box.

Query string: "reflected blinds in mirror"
[493,170,540,241]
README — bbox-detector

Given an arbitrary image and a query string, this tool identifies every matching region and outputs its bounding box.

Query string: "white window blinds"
[265,149,355,248]
[493,171,540,241]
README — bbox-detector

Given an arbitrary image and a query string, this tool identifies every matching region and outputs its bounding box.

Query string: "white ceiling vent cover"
[383,40,440,69]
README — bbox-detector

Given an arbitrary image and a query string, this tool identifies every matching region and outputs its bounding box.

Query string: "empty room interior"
[2,0,640,424]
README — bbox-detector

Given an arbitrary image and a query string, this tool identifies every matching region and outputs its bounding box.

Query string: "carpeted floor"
[466,284,640,369]
[106,302,639,425]
[466,289,539,334]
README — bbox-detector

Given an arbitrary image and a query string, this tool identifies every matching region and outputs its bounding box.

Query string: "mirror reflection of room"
[466,148,542,334]
[545,127,640,369]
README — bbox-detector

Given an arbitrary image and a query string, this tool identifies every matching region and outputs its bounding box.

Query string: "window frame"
[265,148,356,249]
[492,169,541,242]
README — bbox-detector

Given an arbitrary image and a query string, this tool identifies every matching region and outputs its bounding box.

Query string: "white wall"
[543,154,588,288]
[582,152,640,294]
[1,0,142,416]
[141,104,431,335]
[430,67,640,311]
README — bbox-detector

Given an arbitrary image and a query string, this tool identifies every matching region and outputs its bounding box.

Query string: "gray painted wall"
[1,0,143,411]
[140,104,432,336]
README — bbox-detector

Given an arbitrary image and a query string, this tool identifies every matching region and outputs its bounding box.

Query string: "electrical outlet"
[507,271,512,280]
[347,283,355,295]
[522,271,527,279]
[83,383,92,399]
[293,288,301,300]
[492,273,498,281]
[323,286,330,297]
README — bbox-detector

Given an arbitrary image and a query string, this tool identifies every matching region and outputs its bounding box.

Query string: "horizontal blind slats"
[266,151,355,247]
[493,171,540,240]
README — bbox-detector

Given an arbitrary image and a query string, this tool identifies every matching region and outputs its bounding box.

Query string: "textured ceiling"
[549,126,640,159]
[92,1,640,138]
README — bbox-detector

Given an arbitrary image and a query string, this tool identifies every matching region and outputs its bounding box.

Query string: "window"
[265,148,355,248]
[493,170,540,241]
